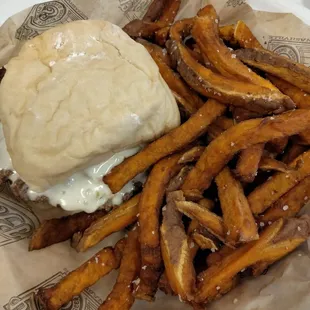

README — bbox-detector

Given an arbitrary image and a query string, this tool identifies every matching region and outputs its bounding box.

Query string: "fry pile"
[15,1,310,309]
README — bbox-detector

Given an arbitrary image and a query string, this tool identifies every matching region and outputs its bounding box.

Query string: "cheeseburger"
[0,20,180,212]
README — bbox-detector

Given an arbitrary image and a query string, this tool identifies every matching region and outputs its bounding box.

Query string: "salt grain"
[231,142,235,146]
[260,222,265,227]
[233,298,238,304]
[162,206,167,211]
[282,205,289,211]
[215,18,219,24]
[268,221,272,225]
[152,231,155,235]
[142,265,147,270]
[304,196,308,201]
[227,230,231,236]
[95,257,99,264]
[132,278,140,285]
[190,242,195,249]
[211,248,216,253]
[216,286,221,290]
[231,54,236,58]
[297,226,302,231]
[298,253,303,257]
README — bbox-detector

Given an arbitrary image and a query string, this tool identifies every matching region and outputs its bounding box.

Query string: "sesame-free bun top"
[0,20,180,192]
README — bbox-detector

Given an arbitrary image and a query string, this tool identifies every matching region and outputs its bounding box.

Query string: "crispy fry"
[207,123,225,141]
[158,272,175,295]
[198,198,215,211]
[167,165,193,192]
[167,40,293,114]
[137,39,204,112]
[136,39,172,66]
[236,48,310,93]
[123,0,180,39]
[295,128,310,145]
[259,156,291,173]
[182,110,310,192]
[234,20,262,49]
[142,0,165,22]
[267,75,310,109]
[158,0,181,24]
[219,24,236,43]
[213,116,235,130]
[260,176,310,224]
[192,9,277,90]
[182,189,204,202]
[99,230,140,310]
[29,209,107,251]
[136,153,184,301]
[36,243,124,310]
[232,107,262,122]
[155,26,170,46]
[249,150,310,215]
[178,146,205,164]
[104,99,226,193]
[282,143,307,164]
[267,136,288,154]
[74,194,140,252]
[175,200,225,242]
[235,143,264,183]
[195,216,310,304]
[206,245,235,267]
[172,91,197,117]
[216,167,258,245]
[192,232,219,251]
[123,20,166,38]
[161,191,196,301]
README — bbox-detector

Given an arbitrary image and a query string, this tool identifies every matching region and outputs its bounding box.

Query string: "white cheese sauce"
[0,123,144,213]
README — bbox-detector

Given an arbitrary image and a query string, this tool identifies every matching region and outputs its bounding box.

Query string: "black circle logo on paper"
[118,0,153,21]
[16,0,88,40]
[273,45,300,62]
[0,195,39,247]
[226,0,246,7]
[3,270,102,310]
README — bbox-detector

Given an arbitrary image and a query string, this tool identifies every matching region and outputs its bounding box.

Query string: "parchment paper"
[1,0,310,309]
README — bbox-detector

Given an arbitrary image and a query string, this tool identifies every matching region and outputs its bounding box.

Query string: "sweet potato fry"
[195,215,310,304]
[295,129,310,145]
[73,194,140,252]
[158,272,175,295]
[36,242,124,310]
[206,245,235,267]
[175,200,225,242]
[158,0,181,24]
[161,191,196,301]
[123,20,166,39]
[219,24,236,44]
[267,75,310,109]
[267,136,289,154]
[259,156,291,173]
[233,20,262,49]
[282,143,307,164]
[155,26,170,46]
[172,91,197,117]
[182,110,310,193]
[182,189,204,202]
[99,229,140,310]
[104,99,226,193]
[178,146,205,164]
[207,116,235,140]
[232,107,262,122]
[192,9,277,90]
[235,143,264,183]
[215,167,258,245]
[167,165,193,192]
[236,48,310,93]
[142,0,165,22]
[167,40,293,114]
[136,153,184,301]
[29,209,107,251]
[136,39,172,66]
[260,176,310,224]
[192,231,219,251]
[207,124,225,141]
[137,39,204,112]
[249,150,310,215]
[123,0,180,39]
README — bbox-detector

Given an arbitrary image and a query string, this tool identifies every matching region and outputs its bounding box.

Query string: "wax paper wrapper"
[1,0,310,309]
